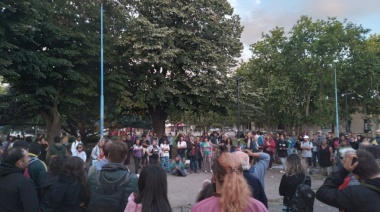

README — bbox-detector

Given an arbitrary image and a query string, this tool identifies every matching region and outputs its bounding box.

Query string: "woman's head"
[135,139,141,145]
[135,165,171,211]
[63,156,86,186]
[285,154,306,176]
[76,143,84,152]
[321,139,327,146]
[49,154,67,176]
[212,152,251,212]
[226,137,232,145]
[97,140,104,147]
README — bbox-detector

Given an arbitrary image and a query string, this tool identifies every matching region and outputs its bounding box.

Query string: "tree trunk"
[148,105,168,138]
[40,103,61,145]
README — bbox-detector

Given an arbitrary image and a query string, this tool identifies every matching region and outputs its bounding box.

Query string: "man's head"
[303,135,309,141]
[235,151,250,170]
[152,139,157,146]
[126,134,131,140]
[3,148,29,169]
[107,141,128,163]
[29,142,41,156]
[352,150,380,181]
[13,140,30,151]
[54,136,61,143]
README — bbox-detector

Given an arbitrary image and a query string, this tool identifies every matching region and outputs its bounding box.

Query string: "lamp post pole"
[100,3,104,138]
[236,76,243,144]
[342,93,350,133]
[334,65,339,137]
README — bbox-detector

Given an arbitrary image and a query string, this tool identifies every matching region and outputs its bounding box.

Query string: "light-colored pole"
[334,65,339,136]
[100,3,104,138]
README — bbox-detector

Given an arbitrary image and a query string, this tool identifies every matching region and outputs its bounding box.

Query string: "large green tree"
[113,0,244,137]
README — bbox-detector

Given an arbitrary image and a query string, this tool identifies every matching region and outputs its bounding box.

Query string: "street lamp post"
[334,65,340,137]
[100,3,104,138]
[236,76,243,144]
[342,93,350,133]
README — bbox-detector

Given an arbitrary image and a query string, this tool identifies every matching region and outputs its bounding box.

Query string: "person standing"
[263,134,275,169]
[124,165,171,212]
[141,135,150,166]
[132,140,144,175]
[177,134,187,162]
[279,154,311,212]
[319,139,333,176]
[72,143,87,163]
[200,137,213,173]
[160,139,170,171]
[71,135,82,155]
[123,134,134,166]
[277,134,289,174]
[188,137,199,173]
[301,135,313,175]
[38,137,49,164]
[147,139,161,165]
[191,152,267,212]
[0,148,39,211]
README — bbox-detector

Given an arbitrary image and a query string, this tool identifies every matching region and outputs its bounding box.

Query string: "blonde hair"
[285,154,306,176]
[213,152,252,212]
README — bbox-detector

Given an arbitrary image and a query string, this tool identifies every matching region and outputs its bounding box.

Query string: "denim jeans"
[279,157,287,171]
[160,156,170,171]
[312,151,318,168]
[189,155,198,171]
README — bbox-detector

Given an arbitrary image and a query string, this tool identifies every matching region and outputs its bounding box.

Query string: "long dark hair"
[49,154,67,176]
[135,165,171,212]
[62,156,86,187]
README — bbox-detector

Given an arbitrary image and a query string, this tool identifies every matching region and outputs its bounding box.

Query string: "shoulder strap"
[362,183,380,193]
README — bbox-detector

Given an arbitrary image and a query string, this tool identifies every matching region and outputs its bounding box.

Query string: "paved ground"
[137,164,338,212]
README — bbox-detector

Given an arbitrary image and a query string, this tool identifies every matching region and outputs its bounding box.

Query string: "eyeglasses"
[77,147,83,149]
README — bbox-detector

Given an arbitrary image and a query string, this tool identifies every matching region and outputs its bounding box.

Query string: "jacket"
[243,170,268,208]
[91,145,102,160]
[27,153,47,191]
[0,162,39,212]
[316,168,380,212]
[47,174,87,212]
[279,173,311,206]
[87,163,139,205]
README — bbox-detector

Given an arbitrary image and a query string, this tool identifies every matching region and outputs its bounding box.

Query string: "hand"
[342,153,358,173]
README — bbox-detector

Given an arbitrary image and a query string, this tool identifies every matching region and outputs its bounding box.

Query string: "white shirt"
[301,141,313,158]
[160,143,170,157]
[177,141,187,149]
[73,150,87,162]
[71,140,82,155]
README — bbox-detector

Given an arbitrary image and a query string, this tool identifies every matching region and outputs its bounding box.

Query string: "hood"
[0,162,24,177]
[54,143,66,150]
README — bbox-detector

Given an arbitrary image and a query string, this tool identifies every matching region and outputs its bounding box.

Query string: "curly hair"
[63,156,86,187]
[213,152,252,212]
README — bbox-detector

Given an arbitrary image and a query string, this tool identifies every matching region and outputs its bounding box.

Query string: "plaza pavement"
[162,164,337,212]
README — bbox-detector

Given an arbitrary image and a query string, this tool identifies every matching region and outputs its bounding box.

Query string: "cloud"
[236,0,380,60]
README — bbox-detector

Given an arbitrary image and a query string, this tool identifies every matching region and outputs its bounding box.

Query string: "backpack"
[87,170,133,212]
[291,175,315,212]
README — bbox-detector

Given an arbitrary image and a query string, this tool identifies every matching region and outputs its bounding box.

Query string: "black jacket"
[276,139,289,158]
[316,168,380,212]
[243,170,268,208]
[0,162,39,212]
[279,173,311,206]
[47,174,87,212]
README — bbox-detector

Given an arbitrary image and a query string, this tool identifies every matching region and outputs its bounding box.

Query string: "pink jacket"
[124,193,142,212]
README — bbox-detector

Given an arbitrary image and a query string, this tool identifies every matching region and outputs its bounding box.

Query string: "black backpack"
[291,175,315,212]
[87,170,133,212]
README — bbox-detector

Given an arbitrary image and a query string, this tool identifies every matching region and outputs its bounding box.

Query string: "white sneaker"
[204,170,208,173]
[136,174,140,177]
[210,170,213,173]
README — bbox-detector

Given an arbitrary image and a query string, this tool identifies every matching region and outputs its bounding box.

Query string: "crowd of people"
[0,129,379,211]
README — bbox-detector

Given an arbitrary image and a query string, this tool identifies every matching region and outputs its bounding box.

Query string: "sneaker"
[204,170,208,173]
[136,174,140,177]
[279,170,284,174]
[210,170,213,173]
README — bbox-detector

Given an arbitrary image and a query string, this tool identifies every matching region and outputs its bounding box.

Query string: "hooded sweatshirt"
[47,143,67,164]
[0,162,39,212]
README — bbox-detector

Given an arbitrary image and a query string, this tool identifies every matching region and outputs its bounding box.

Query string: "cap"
[318,130,322,133]
[303,135,309,139]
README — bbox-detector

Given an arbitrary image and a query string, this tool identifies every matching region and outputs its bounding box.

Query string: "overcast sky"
[227,0,380,61]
